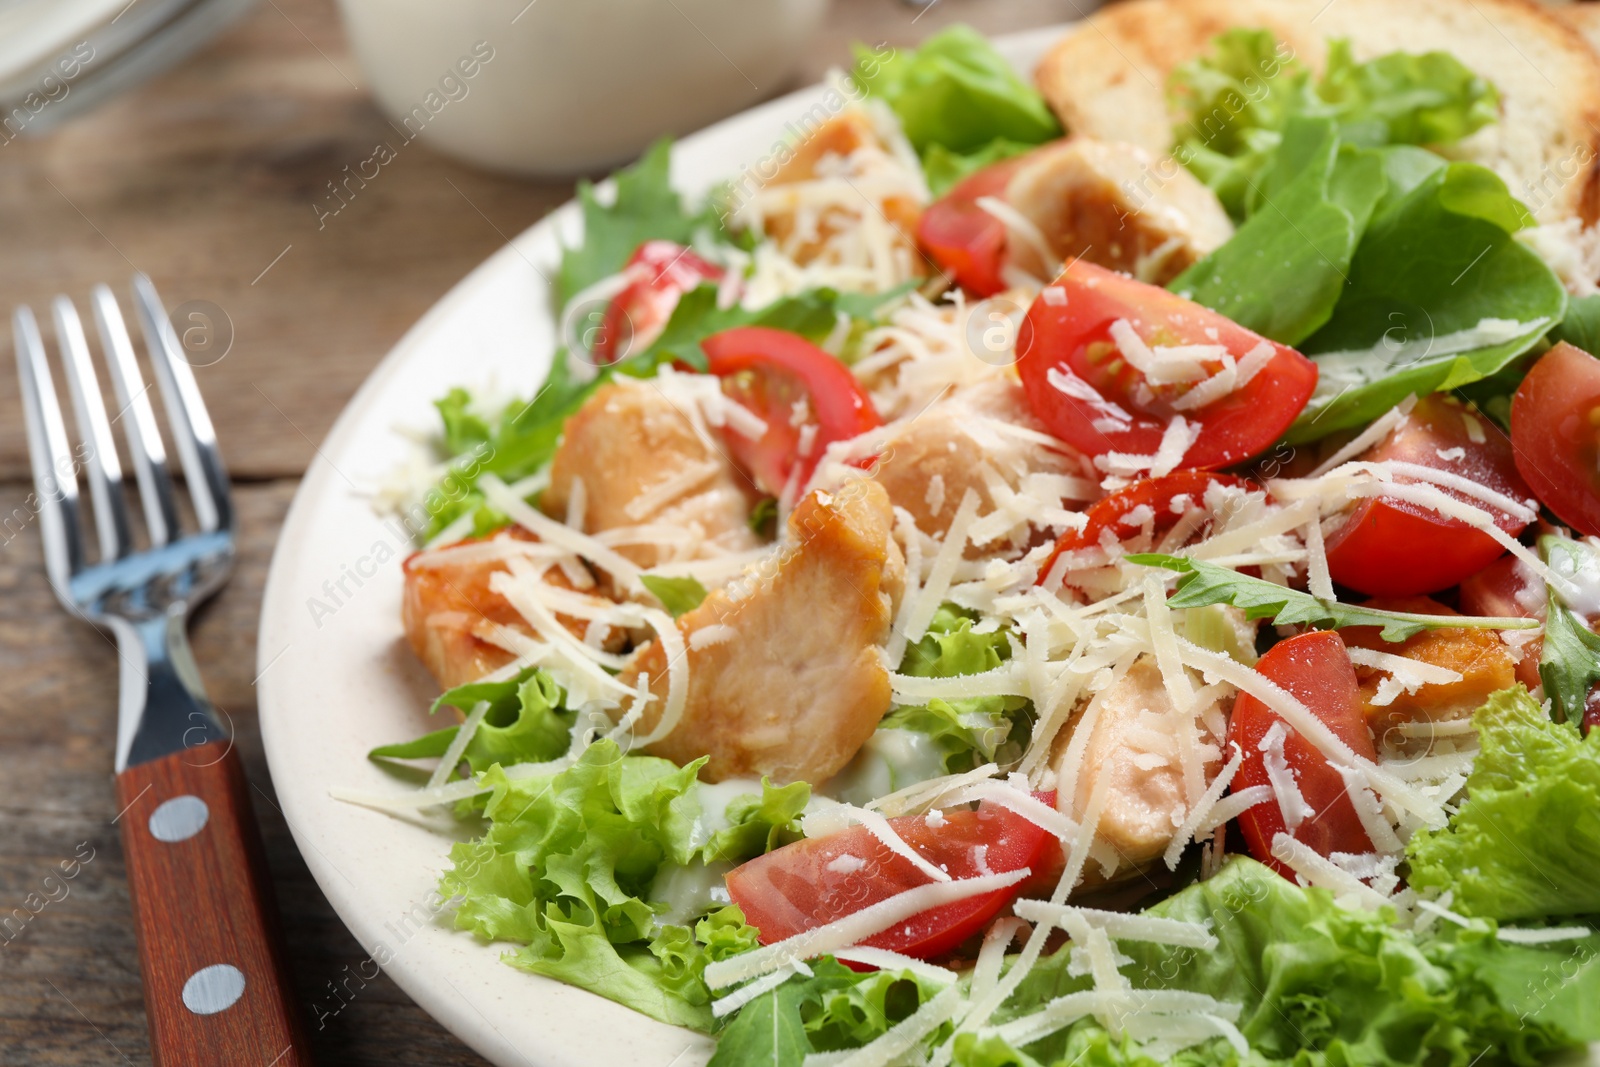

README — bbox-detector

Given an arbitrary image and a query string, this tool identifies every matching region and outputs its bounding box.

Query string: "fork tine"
[91,284,181,548]
[130,274,232,534]
[12,305,87,588]
[53,295,133,562]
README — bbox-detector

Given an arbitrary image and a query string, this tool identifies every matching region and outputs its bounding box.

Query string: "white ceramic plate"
[258,27,1064,1067]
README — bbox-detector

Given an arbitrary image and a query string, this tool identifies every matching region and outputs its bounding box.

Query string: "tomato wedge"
[1324,395,1534,597]
[592,240,723,365]
[1036,471,1248,585]
[1512,341,1600,537]
[1226,630,1377,876]
[915,156,1028,298]
[701,326,881,499]
[725,800,1052,961]
[1015,260,1317,469]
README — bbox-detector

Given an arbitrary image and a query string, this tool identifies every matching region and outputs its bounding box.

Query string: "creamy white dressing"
[819,728,950,807]
[1550,537,1600,618]
[687,777,767,851]
[649,861,735,929]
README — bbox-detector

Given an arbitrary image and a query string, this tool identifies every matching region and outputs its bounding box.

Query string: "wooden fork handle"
[115,741,312,1066]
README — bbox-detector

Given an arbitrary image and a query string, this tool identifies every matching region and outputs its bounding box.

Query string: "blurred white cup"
[335,0,829,177]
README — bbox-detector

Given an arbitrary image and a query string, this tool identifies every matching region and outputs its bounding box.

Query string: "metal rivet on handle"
[182,963,246,1015]
[148,795,209,842]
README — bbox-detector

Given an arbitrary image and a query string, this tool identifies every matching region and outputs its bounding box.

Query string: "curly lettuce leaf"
[709,957,950,1067]
[970,857,1577,1067]
[921,137,1037,198]
[368,667,574,774]
[701,778,810,865]
[1407,687,1600,921]
[440,740,754,1030]
[1170,29,1497,220]
[880,605,1031,772]
[853,25,1059,157]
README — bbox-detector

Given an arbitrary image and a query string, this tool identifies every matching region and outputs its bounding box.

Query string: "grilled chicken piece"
[747,110,922,271]
[870,378,1087,547]
[1051,655,1225,873]
[402,528,598,690]
[542,378,763,571]
[1344,596,1517,747]
[619,479,906,783]
[1005,138,1233,285]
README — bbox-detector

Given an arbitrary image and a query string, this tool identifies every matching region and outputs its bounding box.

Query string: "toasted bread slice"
[1036,0,1600,225]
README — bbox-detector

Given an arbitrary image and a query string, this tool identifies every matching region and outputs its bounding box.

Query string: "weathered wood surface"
[0,0,1080,1063]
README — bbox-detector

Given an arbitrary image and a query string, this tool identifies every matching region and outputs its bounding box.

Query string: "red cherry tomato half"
[1324,395,1533,597]
[1227,630,1377,877]
[592,240,723,366]
[1459,555,1546,692]
[1512,341,1600,537]
[915,156,1028,298]
[1015,260,1317,469]
[725,800,1052,961]
[1036,471,1249,584]
[701,326,882,498]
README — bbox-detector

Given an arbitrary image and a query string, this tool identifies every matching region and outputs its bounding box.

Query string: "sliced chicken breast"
[620,479,906,783]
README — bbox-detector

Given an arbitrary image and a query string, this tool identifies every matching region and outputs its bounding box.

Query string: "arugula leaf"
[852,26,1060,157]
[419,284,907,539]
[557,139,718,305]
[1130,553,1538,642]
[1171,117,1385,345]
[434,387,493,454]
[880,605,1032,772]
[1407,687,1600,921]
[1551,293,1600,355]
[748,496,778,534]
[640,574,709,618]
[368,667,574,775]
[710,958,949,1066]
[701,779,810,865]
[1287,160,1565,441]
[1539,534,1600,725]
[921,137,1037,197]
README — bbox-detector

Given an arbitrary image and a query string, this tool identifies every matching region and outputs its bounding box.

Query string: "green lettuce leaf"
[701,778,810,865]
[1539,534,1600,725]
[972,857,1577,1067]
[1287,160,1565,440]
[922,137,1038,198]
[1171,117,1385,345]
[880,605,1031,772]
[1169,29,1497,220]
[709,957,950,1067]
[1551,293,1600,355]
[440,740,752,1030]
[1407,687,1600,921]
[368,667,574,775]
[420,283,906,538]
[853,25,1060,157]
[557,138,720,305]
[640,573,708,618]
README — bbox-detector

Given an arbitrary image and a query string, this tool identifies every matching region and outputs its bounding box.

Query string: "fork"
[14,275,311,1066]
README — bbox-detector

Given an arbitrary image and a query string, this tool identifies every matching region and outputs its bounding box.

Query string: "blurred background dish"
[334,0,830,176]
[0,0,257,133]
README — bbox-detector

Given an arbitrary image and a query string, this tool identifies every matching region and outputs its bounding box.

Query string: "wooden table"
[0,0,1079,1062]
